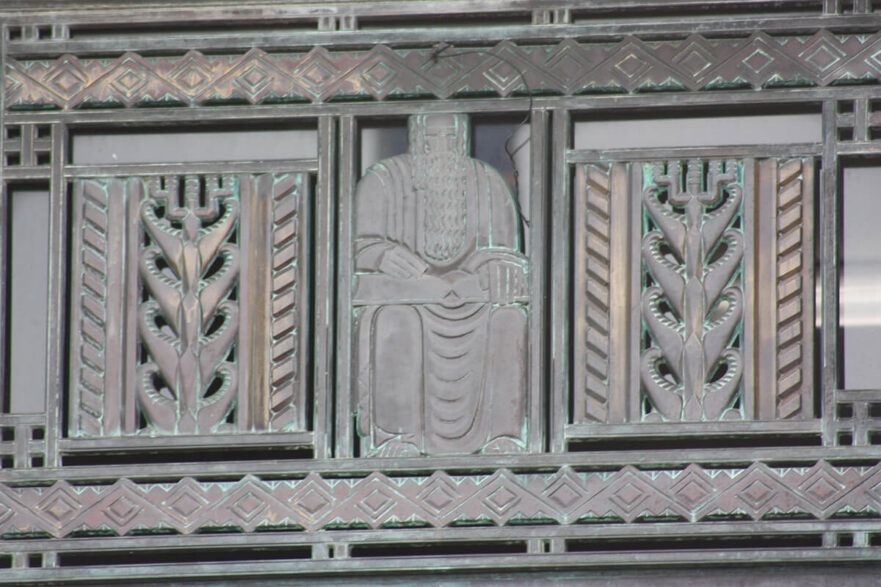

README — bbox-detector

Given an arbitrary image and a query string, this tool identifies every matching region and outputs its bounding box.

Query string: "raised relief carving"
[773,160,812,419]
[574,164,613,424]
[138,176,240,435]
[641,160,745,422]
[9,33,881,109]
[353,114,529,456]
[68,173,310,437]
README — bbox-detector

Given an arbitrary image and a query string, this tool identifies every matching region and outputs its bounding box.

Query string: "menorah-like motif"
[641,160,745,422]
[137,176,240,435]
[68,173,310,438]
[5,1,872,578]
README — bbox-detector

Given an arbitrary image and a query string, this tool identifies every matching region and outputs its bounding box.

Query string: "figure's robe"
[354,154,528,456]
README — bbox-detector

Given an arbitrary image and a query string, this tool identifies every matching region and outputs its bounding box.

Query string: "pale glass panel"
[73,129,317,164]
[574,114,821,150]
[360,124,408,175]
[473,120,530,211]
[841,167,881,389]
[8,189,49,414]
[473,120,531,252]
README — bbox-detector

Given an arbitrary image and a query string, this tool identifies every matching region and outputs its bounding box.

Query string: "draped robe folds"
[353,154,528,456]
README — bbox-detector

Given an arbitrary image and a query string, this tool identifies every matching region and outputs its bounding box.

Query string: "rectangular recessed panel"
[72,129,317,164]
[67,173,312,438]
[574,114,821,150]
[8,189,49,414]
[841,166,881,389]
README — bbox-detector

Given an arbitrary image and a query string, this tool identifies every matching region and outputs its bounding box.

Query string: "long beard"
[414,153,467,263]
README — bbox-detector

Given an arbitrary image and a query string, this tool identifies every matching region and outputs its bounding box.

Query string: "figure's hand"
[377,245,428,279]
[481,259,527,305]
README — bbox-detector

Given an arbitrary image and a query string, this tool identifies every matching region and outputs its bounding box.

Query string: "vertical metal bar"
[822,0,841,14]
[45,122,67,467]
[821,100,839,445]
[239,174,274,431]
[756,159,777,421]
[854,98,869,143]
[628,163,643,423]
[741,158,757,420]
[237,175,255,430]
[315,115,336,459]
[0,22,7,414]
[14,422,27,468]
[549,109,570,452]
[122,178,140,434]
[609,162,632,423]
[103,178,125,435]
[336,115,355,458]
[20,124,34,168]
[298,174,313,432]
[571,163,586,425]
[254,173,273,431]
[528,109,548,453]
[801,158,816,422]
[0,186,5,415]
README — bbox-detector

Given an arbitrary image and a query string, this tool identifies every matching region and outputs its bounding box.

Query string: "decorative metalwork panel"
[641,160,746,422]
[1,0,880,581]
[8,32,881,109]
[353,114,530,456]
[69,173,311,437]
[572,158,814,426]
[0,460,878,537]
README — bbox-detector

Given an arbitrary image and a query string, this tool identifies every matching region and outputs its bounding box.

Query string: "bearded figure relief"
[353,114,529,456]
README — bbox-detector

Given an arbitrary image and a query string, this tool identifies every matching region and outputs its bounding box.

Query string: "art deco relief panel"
[571,157,814,426]
[352,114,531,457]
[2,0,881,580]
[68,172,311,438]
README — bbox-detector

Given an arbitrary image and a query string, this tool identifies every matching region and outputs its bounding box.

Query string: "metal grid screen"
[0,0,880,582]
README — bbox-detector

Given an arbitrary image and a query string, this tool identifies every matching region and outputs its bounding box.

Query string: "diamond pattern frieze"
[1,462,880,538]
[540,467,590,522]
[168,52,215,94]
[43,57,89,98]
[91,479,158,536]
[343,473,424,528]
[34,485,87,531]
[9,33,881,109]
[668,464,720,516]
[291,47,342,99]
[541,40,589,92]
[416,472,461,519]
[212,476,289,532]
[288,473,335,529]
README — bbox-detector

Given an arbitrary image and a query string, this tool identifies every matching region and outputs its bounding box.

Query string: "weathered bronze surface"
[353,114,529,456]
[0,0,880,582]
[68,174,310,438]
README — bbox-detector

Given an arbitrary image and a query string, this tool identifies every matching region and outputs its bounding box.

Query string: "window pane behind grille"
[841,166,881,389]
[574,114,821,150]
[7,189,49,414]
[72,129,317,164]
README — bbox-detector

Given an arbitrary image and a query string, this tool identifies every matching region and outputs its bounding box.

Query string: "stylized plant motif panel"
[641,160,745,422]
[68,173,311,438]
[137,176,240,435]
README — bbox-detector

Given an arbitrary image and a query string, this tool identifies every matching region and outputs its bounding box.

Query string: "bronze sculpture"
[353,113,529,456]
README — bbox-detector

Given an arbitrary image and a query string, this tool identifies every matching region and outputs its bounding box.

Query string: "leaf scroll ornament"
[640,160,744,422]
[137,175,240,435]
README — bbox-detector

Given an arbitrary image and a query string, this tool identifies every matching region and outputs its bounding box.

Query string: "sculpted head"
[409,114,469,158]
